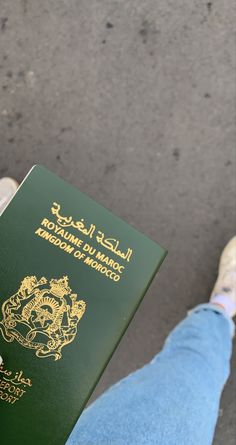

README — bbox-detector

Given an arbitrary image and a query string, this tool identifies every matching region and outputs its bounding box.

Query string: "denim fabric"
[66,303,234,445]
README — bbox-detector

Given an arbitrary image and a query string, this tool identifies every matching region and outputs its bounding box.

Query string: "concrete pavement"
[0,1,235,443]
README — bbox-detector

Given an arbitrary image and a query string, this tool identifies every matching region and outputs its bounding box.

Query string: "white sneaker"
[210,236,236,317]
[0,177,18,215]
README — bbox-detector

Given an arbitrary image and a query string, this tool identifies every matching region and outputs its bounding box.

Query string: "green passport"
[0,165,167,444]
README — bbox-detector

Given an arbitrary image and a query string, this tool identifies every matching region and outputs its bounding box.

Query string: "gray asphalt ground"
[0,1,235,443]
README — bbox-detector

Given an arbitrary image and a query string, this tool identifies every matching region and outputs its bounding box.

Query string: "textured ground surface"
[0,1,235,443]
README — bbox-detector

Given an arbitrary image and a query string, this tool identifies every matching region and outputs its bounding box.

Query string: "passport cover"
[0,165,167,444]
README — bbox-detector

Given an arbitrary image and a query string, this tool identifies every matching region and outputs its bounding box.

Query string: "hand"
[0,355,3,366]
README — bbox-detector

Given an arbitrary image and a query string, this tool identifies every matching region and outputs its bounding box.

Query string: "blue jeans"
[66,304,234,445]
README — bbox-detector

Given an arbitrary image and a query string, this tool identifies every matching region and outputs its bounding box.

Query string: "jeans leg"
[66,304,234,445]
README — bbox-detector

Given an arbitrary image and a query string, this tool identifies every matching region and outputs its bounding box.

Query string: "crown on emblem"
[49,276,71,297]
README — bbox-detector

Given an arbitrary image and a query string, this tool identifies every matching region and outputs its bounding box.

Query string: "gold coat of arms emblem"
[0,275,86,360]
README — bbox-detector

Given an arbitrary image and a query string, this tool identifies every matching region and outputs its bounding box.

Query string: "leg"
[66,304,234,445]
[67,236,236,445]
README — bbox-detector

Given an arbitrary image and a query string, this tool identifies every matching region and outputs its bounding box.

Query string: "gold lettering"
[41,218,50,227]
[84,257,120,282]
[74,250,86,259]
[0,368,32,406]
[64,244,74,254]
[35,229,74,254]
[96,252,124,273]
[36,212,131,283]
